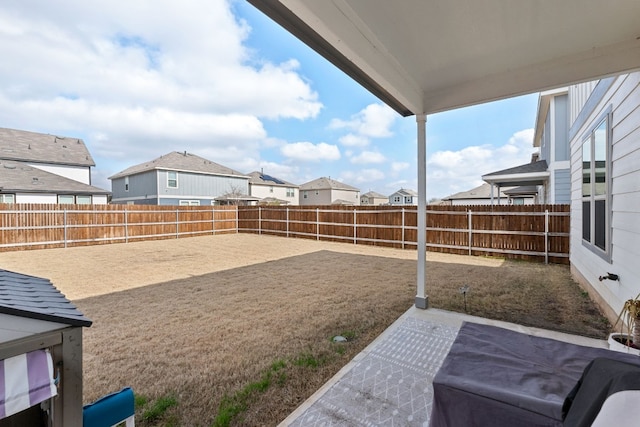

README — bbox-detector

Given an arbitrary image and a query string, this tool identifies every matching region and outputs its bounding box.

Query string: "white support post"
[415,114,428,309]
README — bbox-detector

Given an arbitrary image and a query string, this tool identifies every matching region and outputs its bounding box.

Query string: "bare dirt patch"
[0,234,610,426]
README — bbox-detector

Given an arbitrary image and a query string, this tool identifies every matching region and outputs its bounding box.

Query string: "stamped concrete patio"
[279,307,610,427]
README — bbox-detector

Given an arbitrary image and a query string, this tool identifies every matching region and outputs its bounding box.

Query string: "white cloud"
[350,151,386,164]
[391,162,410,173]
[340,169,385,185]
[338,133,370,147]
[280,142,341,162]
[0,0,322,171]
[330,103,397,139]
[426,128,535,199]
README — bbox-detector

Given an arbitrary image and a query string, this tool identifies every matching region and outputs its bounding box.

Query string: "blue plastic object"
[83,387,134,427]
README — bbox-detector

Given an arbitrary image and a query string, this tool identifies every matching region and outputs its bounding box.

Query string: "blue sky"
[0,0,539,200]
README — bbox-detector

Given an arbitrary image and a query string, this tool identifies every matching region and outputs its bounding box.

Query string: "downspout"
[416,114,428,309]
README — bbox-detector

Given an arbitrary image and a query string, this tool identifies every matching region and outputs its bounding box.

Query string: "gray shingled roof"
[392,188,418,197]
[482,160,548,177]
[361,191,386,198]
[0,160,110,194]
[299,177,359,192]
[247,171,298,187]
[0,269,92,327]
[109,151,248,179]
[442,183,507,200]
[0,127,95,167]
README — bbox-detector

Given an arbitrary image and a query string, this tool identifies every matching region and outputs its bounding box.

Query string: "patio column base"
[415,296,429,309]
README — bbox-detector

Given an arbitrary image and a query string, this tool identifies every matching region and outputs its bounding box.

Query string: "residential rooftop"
[299,177,359,192]
[0,127,95,167]
[0,160,110,194]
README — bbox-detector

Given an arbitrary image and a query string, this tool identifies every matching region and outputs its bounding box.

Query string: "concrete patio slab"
[279,307,610,426]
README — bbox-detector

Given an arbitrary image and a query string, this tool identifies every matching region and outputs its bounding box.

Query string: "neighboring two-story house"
[482,88,570,204]
[388,188,418,206]
[299,177,360,206]
[109,151,250,206]
[0,127,109,204]
[360,191,387,206]
[247,171,299,205]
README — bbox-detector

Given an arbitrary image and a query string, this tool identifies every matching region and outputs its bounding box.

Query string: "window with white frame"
[58,195,75,204]
[167,171,178,188]
[0,194,15,203]
[393,196,401,203]
[582,110,611,257]
[76,195,92,205]
[286,188,295,197]
[303,191,308,199]
[269,186,274,193]
[179,200,200,206]
[125,176,129,192]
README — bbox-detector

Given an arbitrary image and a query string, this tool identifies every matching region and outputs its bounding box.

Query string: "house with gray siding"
[299,177,360,206]
[482,88,570,204]
[388,188,418,206]
[566,72,640,323]
[0,127,109,204]
[441,183,510,206]
[109,151,249,205]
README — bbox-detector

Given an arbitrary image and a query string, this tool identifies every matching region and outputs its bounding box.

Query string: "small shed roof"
[0,160,110,195]
[0,127,95,167]
[0,269,92,328]
[109,151,248,180]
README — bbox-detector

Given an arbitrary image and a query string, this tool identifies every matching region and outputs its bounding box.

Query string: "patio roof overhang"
[247,0,640,309]
[248,0,640,116]
[482,171,550,188]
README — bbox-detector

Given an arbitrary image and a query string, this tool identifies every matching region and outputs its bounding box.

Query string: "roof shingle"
[0,127,95,167]
[0,270,92,327]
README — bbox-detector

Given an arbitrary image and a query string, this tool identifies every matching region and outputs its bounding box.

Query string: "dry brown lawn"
[0,234,610,426]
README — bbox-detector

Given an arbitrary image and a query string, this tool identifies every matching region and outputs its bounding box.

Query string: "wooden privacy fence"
[0,204,238,251]
[237,205,571,264]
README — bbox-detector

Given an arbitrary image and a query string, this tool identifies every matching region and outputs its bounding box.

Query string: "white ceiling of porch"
[248,0,640,116]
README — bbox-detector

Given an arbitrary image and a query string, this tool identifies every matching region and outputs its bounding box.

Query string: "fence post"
[286,207,289,238]
[353,209,357,244]
[176,209,179,238]
[63,209,68,248]
[468,209,472,256]
[235,206,239,234]
[258,206,262,235]
[401,208,405,249]
[316,208,319,241]
[211,207,216,235]
[545,209,549,264]
[124,209,129,243]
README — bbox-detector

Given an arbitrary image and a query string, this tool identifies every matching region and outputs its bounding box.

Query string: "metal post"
[353,208,357,244]
[63,209,68,248]
[316,208,319,241]
[415,114,428,309]
[545,209,549,264]
[468,209,472,256]
[401,207,405,249]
